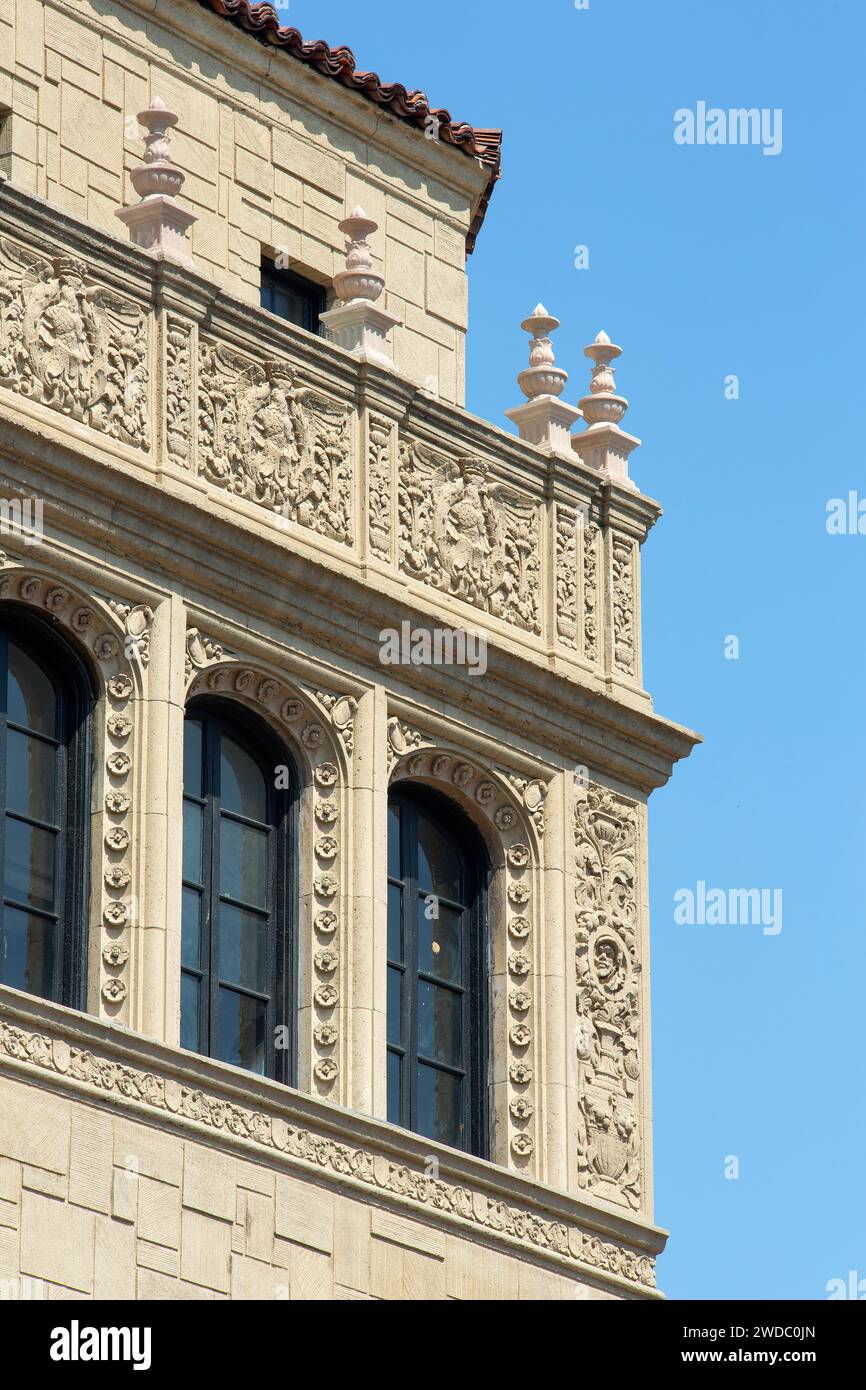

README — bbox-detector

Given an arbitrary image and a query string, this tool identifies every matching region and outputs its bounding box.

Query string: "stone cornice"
[0,985,664,1297]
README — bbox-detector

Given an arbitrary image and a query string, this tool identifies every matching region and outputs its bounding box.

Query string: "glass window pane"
[220,735,267,822]
[2,905,57,997]
[182,800,202,885]
[181,887,201,970]
[183,719,203,798]
[217,988,266,1074]
[417,812,463,903]
[6,643,55,736]
[180,972,200,1051]
[387,881,402,963]
[418,980,462,1068]
[3,816,56,911]
[218,902,268,993]
[387,802,401,880]
[418,900,462,985]
[220,817,268,908]
[5,729,56,823]
[387,1050,402,1126]
[417,1063,463,1148]
[387,965,402,1047]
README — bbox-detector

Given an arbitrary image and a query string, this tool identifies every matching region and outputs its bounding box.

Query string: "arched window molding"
[387,721,547,1175]
[0,558,150,1023]
[185,649,352,1102]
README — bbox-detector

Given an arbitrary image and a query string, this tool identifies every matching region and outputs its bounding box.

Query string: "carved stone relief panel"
[574,786,643,1212]
[582,522,600,665]
[555,504,579,650]
[186,652,351,1101]
[398,440,542,635]
[388,724,550,1172]
[0,557,149,1020]
[197,342,354,545]
[165,316,194,470]
[367,414,394,562]
[611,536,637,678]
[0,240,150,449]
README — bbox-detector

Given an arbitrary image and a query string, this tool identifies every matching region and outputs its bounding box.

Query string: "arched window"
[181,702,295,1082]
[387,787,488,1156]
[0,613,91,1008]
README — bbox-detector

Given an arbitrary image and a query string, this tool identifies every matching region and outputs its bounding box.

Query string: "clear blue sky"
[289,0,865,1298]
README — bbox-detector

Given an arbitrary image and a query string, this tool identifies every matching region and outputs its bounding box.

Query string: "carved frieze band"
[575,787,643,1213]
[195,340,354,545]
[0,558,149,1015]
[0,1010,656,1290]
[0,237,150,449]
[398,439,542,635]
[186,643,351,1096]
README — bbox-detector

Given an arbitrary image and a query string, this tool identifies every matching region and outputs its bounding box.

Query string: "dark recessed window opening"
[260,259,326,335]
[0,611,91,1010]
[181,701,296,1084]
[387,786,489,1158]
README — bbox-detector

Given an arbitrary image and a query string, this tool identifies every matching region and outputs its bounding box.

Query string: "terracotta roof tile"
[200,0,502,251]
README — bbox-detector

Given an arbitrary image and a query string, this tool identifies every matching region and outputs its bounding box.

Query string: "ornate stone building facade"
[0,0,696,1300]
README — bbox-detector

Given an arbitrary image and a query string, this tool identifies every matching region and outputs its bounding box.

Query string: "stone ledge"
[0,986,665,1298]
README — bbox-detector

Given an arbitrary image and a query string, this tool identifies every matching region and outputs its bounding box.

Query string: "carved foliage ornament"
[0,240,149,448]
[197,345,353,545]
[398,442,541,634]
[574,788,642,1211]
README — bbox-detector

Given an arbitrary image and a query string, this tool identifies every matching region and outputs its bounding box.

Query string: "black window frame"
[260,258,327,335]
[387,785,489,1159]
[0,606,92,1011]
[181,699,298,1085]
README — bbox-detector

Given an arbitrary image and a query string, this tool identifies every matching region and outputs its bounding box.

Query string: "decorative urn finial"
[579,330,629,427]
[115,97,197,266]
[320,204,400,367]
[517,304,569,400]
[505,303,582,456]
[333,207,385,305]
[571,330,641,488]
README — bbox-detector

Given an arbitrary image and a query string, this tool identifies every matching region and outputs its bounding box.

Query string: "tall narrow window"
[387,788,488,1156]
[181,703,295,1082]
[0,616,91,1008]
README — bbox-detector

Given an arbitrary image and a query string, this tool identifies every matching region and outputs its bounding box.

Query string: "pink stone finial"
[581,330,627,426]
[517,304,568,400]
[333,208,384,304]
[115,96,197,266]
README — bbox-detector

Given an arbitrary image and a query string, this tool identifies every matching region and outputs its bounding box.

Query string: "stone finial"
[580,330,629,426]
[517,305,568,399]
[320,205,400,368]
[115,98,197,267]
[333,207,384,304]
[505,304,582,457]
[571,330,641,489]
